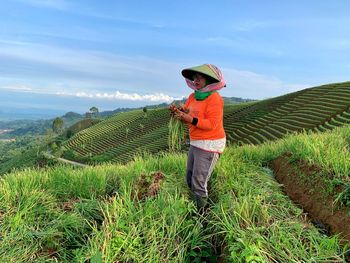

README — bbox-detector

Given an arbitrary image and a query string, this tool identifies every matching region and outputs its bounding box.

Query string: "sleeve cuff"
[191,117,198,126]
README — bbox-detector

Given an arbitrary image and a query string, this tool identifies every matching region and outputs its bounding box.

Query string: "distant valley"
[0,129,13,135]
[0,129,15,142]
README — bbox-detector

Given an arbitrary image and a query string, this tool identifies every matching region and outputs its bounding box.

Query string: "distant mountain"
[0,107,66,121]
[223,96,256,104]
[0,112,83,138]
[62,112,83,120]
[98,103,169,117]
[171,96,256,105]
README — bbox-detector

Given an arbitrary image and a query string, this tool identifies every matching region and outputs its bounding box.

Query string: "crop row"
[226,84,350,145]
[108,125,170,163]
[75,110,170,156]
[63,110,145,149]
[61,82,350,164]
[63,109,169,156]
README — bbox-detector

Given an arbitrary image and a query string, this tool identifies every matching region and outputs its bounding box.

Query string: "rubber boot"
[189,190,196,201]
[194,194,208,215]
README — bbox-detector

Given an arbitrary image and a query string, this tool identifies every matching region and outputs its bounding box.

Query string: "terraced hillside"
[3,124,350,262]
[61,81,350,164]
[225,81,350,145]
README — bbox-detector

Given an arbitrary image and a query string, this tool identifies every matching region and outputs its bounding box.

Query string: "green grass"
[168,117,186,152]
[2,124,350,261]
[0,165,115,262]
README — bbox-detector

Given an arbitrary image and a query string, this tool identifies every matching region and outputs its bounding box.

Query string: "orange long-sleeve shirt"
[185,92,226,140]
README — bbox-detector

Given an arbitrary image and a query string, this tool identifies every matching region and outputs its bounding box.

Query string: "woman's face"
[192,73,207,90]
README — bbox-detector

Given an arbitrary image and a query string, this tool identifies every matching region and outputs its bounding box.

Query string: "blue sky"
[1,0,350,116]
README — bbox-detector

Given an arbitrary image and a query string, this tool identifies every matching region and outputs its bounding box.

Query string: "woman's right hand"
[168,104,177,113]
[173,109,193,124]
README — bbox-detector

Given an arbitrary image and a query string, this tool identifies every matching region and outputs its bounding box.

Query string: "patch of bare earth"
[35,247,59,261]
[271,152,350,244]
[62,197,81,211]
[134,171,165,201]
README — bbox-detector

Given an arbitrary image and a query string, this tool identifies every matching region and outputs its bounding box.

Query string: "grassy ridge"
[2,124,350,262]
[211,125,350,261]
[61,81,350,164]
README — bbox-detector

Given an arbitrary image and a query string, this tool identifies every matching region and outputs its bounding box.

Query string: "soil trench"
[270,153,350,244]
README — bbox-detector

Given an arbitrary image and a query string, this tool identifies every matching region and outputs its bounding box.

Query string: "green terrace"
[60,81,350,164]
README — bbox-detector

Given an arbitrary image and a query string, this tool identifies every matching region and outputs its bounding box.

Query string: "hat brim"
[181,64,221,83]
[181,69,219,84]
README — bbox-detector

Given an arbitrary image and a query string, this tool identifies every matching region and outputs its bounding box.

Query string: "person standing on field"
[170,64,226,211]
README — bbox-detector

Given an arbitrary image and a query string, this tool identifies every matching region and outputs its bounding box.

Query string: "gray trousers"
[186,145,220,197]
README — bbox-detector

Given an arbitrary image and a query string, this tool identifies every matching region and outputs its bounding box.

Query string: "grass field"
[1,122,350,262]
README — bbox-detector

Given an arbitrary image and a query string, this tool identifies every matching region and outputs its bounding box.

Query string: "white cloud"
[0,40,187,95]
[0,83,181,103]
[221,68,308,99]
[0,84,34,92]
[0,40,311,101]
[56,90,180,102]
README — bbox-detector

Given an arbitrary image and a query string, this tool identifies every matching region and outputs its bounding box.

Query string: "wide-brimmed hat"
[181,64,220,84]
[181,64,226,92]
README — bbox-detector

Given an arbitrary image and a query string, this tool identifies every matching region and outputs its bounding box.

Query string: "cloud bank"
[56,90,179,102]
[0,40,310,102]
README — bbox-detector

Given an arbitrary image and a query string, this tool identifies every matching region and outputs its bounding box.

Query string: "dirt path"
[270,153,350,244]
[44,152,88,168]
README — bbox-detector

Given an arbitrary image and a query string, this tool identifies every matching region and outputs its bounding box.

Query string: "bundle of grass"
[168,104,187,152]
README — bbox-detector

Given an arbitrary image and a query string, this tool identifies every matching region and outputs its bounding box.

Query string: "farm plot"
[61,103,246,164]
[225,81,350,145]
[60,81,350,165]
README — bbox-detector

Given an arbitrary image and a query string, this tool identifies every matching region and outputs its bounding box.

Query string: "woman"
[172,64,226,211]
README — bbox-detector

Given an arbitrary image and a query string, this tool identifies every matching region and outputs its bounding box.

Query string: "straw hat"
[181,64,221,84]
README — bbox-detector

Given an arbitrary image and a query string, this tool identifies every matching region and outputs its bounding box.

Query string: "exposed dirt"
[62,198,81,211]
[134,171,165,201]
[271,152,350,243]
[36,247,59,261]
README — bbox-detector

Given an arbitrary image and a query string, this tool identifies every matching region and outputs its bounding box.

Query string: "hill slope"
[61,81,350,164]
[1,122,350,262]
